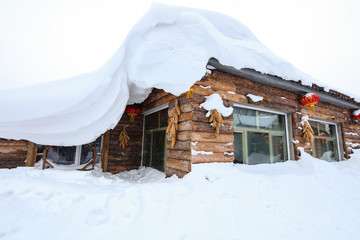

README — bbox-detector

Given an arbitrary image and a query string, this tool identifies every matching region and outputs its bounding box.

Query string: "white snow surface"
[247,93,264,102]
[1,149,360,239]
[0,3,351,146]
[353,109,360,116]
[200,93,233,117]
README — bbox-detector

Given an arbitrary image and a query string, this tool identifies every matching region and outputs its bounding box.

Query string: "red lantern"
[125,105,140,122]
[300,93,320,112]
[353,110,360,120]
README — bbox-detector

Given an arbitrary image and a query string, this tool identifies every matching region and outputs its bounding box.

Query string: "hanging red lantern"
[352,110,360,120]
[300,93,320,112]
[125,105,140,122]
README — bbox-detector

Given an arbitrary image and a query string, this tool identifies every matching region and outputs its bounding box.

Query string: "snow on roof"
[0,3,354,145]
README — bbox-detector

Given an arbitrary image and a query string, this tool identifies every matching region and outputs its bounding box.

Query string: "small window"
[233,107,288,165]
[36,136,102,165]
[142,108,168,171]
[309,120,340,162]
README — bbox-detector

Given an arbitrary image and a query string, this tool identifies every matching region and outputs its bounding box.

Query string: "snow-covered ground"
[1,149,360,240]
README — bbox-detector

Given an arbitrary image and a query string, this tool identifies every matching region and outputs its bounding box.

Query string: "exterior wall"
[0,138,28,168]
[140,70,360,177]
[204,70,360,160]
[2,70,360,174]
[105,112,144,173]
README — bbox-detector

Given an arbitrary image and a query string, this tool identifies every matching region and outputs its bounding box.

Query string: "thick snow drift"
[1,149,360,239]
[0,3,336,145]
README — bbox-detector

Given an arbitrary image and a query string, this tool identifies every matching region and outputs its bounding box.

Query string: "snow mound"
[1,151,360,239]
[0,3,322,145]
[199,93,233,117]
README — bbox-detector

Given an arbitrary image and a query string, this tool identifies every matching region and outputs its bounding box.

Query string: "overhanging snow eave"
[208,58,360,110]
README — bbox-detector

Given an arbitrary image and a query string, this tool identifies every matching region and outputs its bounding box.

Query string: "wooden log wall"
[0,138,28,168]
[106,113,144,173]
[210,70,360,160]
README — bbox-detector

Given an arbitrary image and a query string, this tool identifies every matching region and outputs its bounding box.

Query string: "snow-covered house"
[1,4,360,177]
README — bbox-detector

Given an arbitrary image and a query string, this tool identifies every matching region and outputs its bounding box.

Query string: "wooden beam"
[26,142,37,167]
[101,130,110,172]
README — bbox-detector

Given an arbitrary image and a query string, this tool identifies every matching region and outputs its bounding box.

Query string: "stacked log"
[107,113,143,173]
[0,139,28,168]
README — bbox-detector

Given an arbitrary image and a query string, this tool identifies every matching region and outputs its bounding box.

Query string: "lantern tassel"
[129,114,135,122]
[309,105,315,112]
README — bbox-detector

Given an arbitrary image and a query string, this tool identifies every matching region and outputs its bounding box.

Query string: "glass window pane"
[142,131,152,167]
[272,135,285,163]
[143,108,168,172]
[159,108,169,128]
[151,131,166,171]
[47,146,76,165]
[247,132,270,164]
[80,137,102,164]
[234,108,257,128]
[311,121,339,162]
[145,112,158,130]
[234,132,243,164]
[258,111,285,130]
[310,121,319,136]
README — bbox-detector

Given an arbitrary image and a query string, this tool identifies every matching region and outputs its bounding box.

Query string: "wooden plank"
[192,85,248,104]
[179,112,193,122]
[195,75,236,92]
[166,158,191,172]
[0,153,27,162]
[101,131,110,172]
[0,141,28,146]
[110,165,139,172]
[142,89,169,106]
[167,150,191,161]
[0,146,28,154]
[178,121,192,131]
[300,108,341,122]
[191,132,234,143]
[191,142,234,152]
[191,110,233,125]
[25,142,37,167]
[165,166,188,178]
[192,121,234,134]
[191,152,234,163]
[176,131,191,141]
[167,140,191,151]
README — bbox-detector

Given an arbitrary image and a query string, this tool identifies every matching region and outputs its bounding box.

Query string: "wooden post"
[101,131,110,172]
[26,142,37,167]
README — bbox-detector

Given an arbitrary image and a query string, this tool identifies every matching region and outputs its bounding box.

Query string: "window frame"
[233,103,291,164]
[141,103,169,170]
[308,118,342,161]
[37,136,103,166]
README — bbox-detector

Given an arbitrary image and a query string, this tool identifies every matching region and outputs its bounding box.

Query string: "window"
[142,108,168,171]
[233,106,288,165]
[36,136,102,165]
[309,120,340,162]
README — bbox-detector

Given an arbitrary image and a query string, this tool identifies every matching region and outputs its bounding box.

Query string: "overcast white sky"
[0,0,359,95]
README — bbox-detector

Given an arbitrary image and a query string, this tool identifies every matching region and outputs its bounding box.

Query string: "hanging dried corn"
[302,120,314,147]
[209,109,223,134]
[186,86,194,99]
[166,99,181,147]
[118,128,130,148]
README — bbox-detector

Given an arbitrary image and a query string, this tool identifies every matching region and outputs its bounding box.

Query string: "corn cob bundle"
[166,99,181,147]
[118,128,130,148]
[302,121,314,147]
[209,109,223,134]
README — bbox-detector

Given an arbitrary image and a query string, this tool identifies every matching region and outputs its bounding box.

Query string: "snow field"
[1,149,360,239]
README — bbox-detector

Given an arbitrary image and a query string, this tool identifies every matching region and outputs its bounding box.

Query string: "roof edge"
[207,58,360,110]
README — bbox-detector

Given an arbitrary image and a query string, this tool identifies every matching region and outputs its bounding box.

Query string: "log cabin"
[1,57,360,177]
